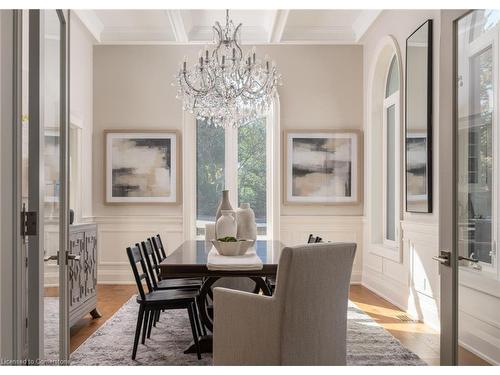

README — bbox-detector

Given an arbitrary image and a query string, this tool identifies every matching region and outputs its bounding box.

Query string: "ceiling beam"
[269,10,289,43]
[352,10,383,42]
[166,10,188,43]
[72,9,103,43]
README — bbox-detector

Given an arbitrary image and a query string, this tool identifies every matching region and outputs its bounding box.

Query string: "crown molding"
[72,9,103,43]
[282,26,355,43]
[100,27,176,43]
[352,9,383,42]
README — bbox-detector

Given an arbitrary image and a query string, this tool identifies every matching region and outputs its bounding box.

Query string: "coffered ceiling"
[74,9,382,45]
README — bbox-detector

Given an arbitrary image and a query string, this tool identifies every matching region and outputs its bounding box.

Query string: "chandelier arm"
[212,23,224,64]
[233,23,244,60]
[181,73,211,97]
[200,67,216,91]
[243,72,275,96]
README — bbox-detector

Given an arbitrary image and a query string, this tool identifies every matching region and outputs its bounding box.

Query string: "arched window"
[383,55,400,246]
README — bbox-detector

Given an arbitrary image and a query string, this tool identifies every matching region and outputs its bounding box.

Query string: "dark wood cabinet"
[69,223,101,327]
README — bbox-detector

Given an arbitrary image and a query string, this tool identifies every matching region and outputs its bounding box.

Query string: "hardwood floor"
[349,285,440,365]
[69,284,137,353]
[63,284,488,365]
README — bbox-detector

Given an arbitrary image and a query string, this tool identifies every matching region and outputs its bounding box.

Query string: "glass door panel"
[456,9,500,365]
[42,9,62,362]
[26,9,69,364]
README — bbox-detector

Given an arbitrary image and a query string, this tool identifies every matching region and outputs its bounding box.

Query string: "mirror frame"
[405,19,433,213]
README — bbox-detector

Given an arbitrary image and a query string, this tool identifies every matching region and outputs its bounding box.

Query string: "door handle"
[67,254,81,262]
[432,250,451,267]
[458,255,478,263]
[44,254,59,262]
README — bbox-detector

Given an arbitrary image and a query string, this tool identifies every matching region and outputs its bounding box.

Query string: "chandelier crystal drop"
[175,10,282,128]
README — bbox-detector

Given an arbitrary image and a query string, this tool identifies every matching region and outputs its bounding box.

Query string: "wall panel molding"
[280,215,363,284]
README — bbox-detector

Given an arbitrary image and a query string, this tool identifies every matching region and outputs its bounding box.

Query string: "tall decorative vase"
[216,210,237,239]
[236,203,257,240]
[215,190,233,221]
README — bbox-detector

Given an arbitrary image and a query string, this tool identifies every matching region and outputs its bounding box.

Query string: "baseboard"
[361,268,409,311]
[459,340,498,365]
[362,269,441,330]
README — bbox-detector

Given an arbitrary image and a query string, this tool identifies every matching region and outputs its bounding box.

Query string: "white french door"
[22,9,71,363]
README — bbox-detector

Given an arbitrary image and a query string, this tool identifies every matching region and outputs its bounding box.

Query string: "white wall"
[92,44,364,283]
[360,9,441,330]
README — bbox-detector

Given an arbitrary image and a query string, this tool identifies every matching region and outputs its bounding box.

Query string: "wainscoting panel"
[362,220,440,330]
[459,270,500,364]
[94,215,184,284]
[279,215,363,284]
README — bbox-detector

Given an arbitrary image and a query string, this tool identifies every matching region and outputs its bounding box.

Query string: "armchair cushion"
[213,287,280,365]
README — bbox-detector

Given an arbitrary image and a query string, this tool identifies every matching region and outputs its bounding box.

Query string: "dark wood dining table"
[159,239,285,354]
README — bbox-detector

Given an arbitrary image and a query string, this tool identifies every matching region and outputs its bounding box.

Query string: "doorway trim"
[0,9,24,361]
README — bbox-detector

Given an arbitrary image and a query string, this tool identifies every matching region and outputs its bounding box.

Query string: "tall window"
[196,118,268,237]
[383,55,400,245]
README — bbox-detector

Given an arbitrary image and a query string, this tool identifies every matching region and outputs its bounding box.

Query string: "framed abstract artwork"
[105,130,180,204]
[284,130,362,204]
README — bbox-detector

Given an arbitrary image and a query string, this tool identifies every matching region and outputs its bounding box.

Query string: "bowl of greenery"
[211,237,254,256]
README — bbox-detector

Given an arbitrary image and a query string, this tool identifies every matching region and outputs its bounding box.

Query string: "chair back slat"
[141,239,160,289]
[126,245,153,300]
[155,234,167,260]
[150,236,165,264]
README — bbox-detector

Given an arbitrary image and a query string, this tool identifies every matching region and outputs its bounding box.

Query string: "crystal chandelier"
[175,10,281,128]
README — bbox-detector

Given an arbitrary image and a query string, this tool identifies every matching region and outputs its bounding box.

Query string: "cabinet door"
[83,229,98,299]
[68,231,85,308]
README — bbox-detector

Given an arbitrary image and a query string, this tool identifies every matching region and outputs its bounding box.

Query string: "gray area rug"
[67,296,426,366]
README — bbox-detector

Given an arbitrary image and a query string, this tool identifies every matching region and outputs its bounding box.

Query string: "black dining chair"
[150,235,204,285]
[141,239,202,291]
[140,239,205,336]
[126,244,202,360]
[151,234,167,261]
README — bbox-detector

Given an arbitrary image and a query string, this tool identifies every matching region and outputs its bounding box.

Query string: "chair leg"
[154,310,159,326]
[147,309,154,339]
[132,305,145,360]
[141,309,150,344]
[187,303,201,360]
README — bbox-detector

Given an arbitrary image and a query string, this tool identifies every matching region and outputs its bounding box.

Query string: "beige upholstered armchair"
[213,242,357,365]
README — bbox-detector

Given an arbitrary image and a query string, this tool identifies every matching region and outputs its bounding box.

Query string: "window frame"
[382,55,401,249]
[194,116,274,240]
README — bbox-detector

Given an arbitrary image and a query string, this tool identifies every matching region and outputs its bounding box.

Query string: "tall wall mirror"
[405,19,433,213]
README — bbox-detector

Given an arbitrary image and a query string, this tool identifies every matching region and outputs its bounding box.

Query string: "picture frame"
[104,130,181,204]
[284,130,362,204]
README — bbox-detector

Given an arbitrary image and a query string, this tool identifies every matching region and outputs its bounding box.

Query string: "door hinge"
[20,203,37,237]
[25,318,28,328]
[25,257,28,268]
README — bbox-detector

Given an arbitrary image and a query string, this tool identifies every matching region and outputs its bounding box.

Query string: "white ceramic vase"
[215,190,233,222]
[236,203,257,240]
[216,210,237,239]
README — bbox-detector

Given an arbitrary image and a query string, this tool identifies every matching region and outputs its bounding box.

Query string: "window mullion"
[225,127,238,209]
